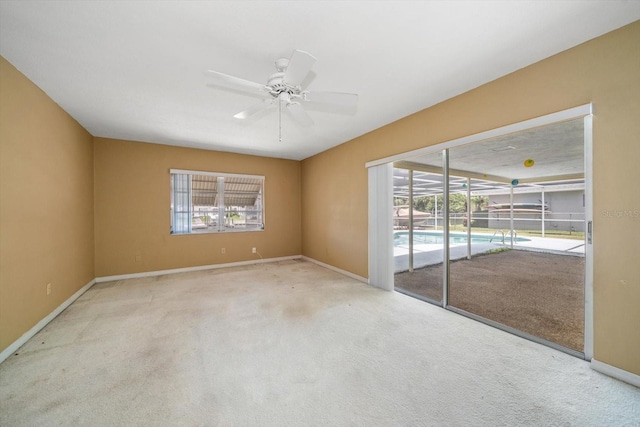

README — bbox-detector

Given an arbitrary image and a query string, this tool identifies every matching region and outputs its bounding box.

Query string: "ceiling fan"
[206,49,358,141]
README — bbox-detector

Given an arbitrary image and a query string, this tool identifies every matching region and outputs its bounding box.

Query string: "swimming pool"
[394,230,531,246]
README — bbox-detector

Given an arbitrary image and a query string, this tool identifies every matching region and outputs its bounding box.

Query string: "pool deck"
[394,234,585,272]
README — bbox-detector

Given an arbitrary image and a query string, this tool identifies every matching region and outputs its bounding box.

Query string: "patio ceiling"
[394,117,585,198]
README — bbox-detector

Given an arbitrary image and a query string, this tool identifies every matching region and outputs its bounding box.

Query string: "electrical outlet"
[252,247,257,253]
[221,248,226,254]
[46,283,51,295]
[135,254,141,262]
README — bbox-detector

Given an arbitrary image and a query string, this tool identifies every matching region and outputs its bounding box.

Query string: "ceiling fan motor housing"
[267,70,299,101]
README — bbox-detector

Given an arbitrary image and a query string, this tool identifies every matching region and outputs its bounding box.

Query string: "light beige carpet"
[1,260,638,426]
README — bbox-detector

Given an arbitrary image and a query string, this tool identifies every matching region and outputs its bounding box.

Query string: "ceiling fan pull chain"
[278,95,282,143]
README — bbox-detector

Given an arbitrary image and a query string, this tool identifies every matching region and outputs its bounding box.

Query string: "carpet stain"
[282,301,316,319]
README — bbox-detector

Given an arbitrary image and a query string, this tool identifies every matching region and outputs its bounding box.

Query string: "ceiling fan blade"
[304,91,358,110]
[283,50,316,87]
[206,70,269,93]
[233,98,275,119]
[286,102,314,127]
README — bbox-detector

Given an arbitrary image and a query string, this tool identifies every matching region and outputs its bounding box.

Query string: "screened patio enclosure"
[393,165,586,273]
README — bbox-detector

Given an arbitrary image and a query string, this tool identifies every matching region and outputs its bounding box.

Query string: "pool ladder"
[490,230,517,244]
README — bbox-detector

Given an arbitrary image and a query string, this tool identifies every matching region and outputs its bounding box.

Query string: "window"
[170,169,264,234]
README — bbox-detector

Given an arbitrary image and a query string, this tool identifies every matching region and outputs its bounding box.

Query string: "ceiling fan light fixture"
[279,92,291,103]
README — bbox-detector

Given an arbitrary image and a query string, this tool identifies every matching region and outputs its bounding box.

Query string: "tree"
[395,193,488,215]
[226,210,242,225]
[471,196,488,211]
[394,197,408,206]
[449,194,467,213]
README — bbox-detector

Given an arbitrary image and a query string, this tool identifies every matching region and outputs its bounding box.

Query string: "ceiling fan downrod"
[278,94,282,143]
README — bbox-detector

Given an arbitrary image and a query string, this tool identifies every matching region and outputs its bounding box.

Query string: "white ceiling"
[1,1,639,161]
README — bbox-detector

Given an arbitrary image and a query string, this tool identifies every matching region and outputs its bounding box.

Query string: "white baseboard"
[0,278,96,364]
[95,255,302,283]
[301,256,369,284]
[591,359,640,388]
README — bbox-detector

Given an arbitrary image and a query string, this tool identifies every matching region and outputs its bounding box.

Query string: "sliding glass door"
[379,111,592,357]
[393,153,444,304]
[446,119,586,353]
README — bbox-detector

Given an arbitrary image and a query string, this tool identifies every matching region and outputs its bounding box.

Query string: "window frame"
[170,169,265,235]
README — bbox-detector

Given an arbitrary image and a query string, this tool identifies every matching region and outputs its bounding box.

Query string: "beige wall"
[94,138,301,277]
[0,56,95,351]
[302,21,640,375]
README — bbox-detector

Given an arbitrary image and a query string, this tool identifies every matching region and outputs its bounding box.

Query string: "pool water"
[394,231,531,246]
